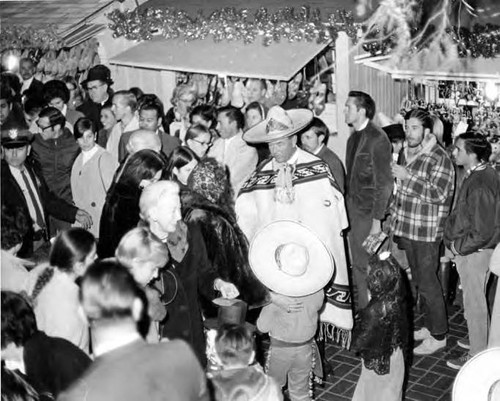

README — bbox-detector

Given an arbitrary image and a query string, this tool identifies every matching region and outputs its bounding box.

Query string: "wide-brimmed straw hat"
[249,220,334,297]
[243,105,313,144]
[452,347,500,401]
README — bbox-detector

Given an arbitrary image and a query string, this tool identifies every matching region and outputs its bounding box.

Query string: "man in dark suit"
[1,129,92,258]
[118,97,180,162]
[300,116,345,194]
[344,91,393,309]
[59,260,209,401]
[77,65,113,131]
[19,58,44,103]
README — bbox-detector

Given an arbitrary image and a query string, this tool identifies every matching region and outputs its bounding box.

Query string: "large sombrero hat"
[243,105,313,144]
[452,347,500,401]
[249,220,334,297]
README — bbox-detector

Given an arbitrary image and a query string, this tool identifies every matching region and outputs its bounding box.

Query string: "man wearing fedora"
[235,106,352,354]
[1,129,91,258]
[77,64,114,132]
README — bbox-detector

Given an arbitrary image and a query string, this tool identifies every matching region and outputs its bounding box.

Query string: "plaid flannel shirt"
[391,143,455,242]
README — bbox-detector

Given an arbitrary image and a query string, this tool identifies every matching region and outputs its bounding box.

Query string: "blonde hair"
[139,180,179,221]
[116,227,168,269]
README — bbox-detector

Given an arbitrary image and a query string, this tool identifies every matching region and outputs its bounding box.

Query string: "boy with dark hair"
[210,324,282,401]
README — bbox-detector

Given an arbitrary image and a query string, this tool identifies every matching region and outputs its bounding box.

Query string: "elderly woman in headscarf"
[182,157,269,309]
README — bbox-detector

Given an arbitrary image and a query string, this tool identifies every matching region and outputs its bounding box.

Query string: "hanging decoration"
[107,4,499,59]
[0,25,62,51]
[107,6,357,46]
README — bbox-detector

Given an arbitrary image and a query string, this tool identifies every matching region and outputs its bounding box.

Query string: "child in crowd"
[351,252,409,401]
[210,324,282,401]
[115,227,169,343]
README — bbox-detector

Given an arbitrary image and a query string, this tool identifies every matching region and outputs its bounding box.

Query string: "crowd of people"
[1,61,500,401]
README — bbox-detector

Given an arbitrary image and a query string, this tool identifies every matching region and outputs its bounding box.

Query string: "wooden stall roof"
[110,36,331,80]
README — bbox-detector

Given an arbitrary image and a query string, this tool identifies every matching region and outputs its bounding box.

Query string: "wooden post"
[329,31,350,165]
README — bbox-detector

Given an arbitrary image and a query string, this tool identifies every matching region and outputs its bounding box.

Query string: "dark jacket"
[345,121,393,219]
[159,221,217,367]
[77,95,112,132]
[23,331,91,400]
[22,78,44,103]
[317,145,346,194]
[182,191,269,308]
[31,128,80,204]
[98,181,141,258]
[444,164,500,255]
[1,159,78,258]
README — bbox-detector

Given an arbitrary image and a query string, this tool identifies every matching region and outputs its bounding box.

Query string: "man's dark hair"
[43,80,70,104]
[218,105,245,131]
[38,107,66,129]
[348,91,376,120]
[1,291,38,348]
[457,131,492,163]
[190,104,217,129]
[139,97,164,120]
[407,109,434,131]
[24,97,44,116]
[80,259,142,322]
[305,117,330,145]
[1,204,29,250]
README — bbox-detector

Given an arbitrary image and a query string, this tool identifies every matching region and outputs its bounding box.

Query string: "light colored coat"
[236,148,352,333]
[71,146,118,238]
[208,131,258,196]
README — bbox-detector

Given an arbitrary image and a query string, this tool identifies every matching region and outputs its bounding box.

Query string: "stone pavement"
[316,303,468,401]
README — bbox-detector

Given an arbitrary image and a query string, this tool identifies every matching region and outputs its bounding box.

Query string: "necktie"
[20,169,45,230]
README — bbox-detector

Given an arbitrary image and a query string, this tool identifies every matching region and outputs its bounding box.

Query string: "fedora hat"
[452,347,500,401]
[82,64,113,88]
[249,220,334,297]
[1,128,33,148]
[243,105,313,144]
[204,298,254,331]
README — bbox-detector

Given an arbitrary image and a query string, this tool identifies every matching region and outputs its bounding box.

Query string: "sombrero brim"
[249,220,334,297]
[452,347,500,401]
[243,109,313,143]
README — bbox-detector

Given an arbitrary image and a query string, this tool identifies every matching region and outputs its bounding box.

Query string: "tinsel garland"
[107,6,357,46]
[107,6,499,59]
[0,25,62,51]
[363,23,500,58]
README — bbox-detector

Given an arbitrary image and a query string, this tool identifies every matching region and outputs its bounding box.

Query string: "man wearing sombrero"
[235,106,353,345]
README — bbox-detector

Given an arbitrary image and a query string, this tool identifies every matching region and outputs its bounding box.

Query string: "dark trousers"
[395,236,448,336]
[348,211,372,310]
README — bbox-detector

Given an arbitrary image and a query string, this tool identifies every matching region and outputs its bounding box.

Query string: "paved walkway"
[316,303,467,401]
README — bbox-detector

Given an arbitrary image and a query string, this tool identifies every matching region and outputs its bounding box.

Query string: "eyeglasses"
[37,123,55,132]
[191,138,212,147]
[87,84,105,92]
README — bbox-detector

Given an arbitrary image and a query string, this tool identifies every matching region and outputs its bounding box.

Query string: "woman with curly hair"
[26,228,96,353]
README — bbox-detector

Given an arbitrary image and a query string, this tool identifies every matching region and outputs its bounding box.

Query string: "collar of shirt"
[313,144,324,155]
[357,119,369,132]
[21,77,34,93]
[120,115,140,133]
[93,332,142,357]
[466,162,488,177]
[82,145,99,165]
[61,104,68,117]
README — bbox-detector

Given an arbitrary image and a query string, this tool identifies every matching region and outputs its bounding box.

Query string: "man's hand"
[214,278,240,299]
[391,164,410,180]
[75,209,93,230]
[270,292,304,314]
